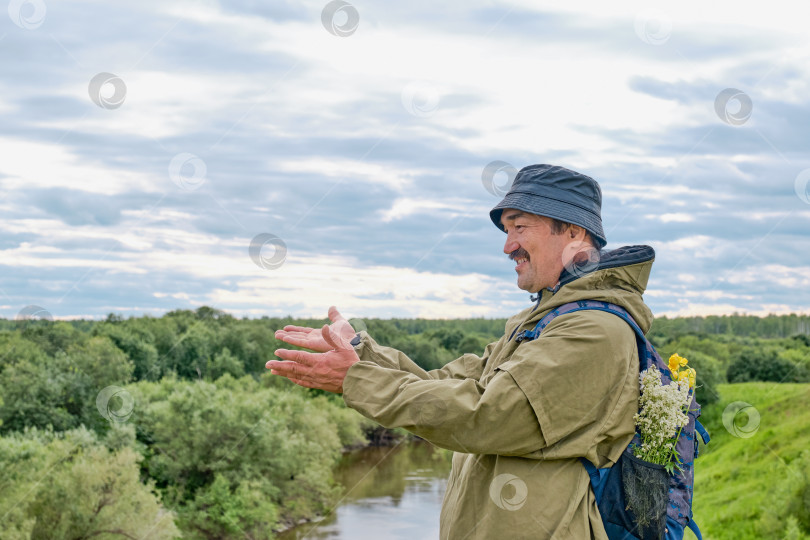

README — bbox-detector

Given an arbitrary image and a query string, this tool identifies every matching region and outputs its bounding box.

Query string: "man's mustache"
[509,248,530,261]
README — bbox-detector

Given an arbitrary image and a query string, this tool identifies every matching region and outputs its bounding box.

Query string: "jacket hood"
[525,245,655,333]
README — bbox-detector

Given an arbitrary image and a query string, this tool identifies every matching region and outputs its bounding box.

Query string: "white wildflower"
[633,365,691,467]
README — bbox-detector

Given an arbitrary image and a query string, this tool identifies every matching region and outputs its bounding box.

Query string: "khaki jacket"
[343,247,654,539]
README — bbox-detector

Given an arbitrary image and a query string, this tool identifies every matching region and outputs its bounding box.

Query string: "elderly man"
[267,164,655,539]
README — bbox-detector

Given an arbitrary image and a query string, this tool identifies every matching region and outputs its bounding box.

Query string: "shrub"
[727,348,797,383]
[677,350,723,406]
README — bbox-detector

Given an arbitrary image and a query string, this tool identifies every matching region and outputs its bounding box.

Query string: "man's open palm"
[267,306,360,393]
[274,305,356,352]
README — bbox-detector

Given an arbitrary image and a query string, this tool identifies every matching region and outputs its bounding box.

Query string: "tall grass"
[687,383,810,540]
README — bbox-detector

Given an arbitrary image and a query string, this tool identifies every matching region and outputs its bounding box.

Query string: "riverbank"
[277,439,452,539]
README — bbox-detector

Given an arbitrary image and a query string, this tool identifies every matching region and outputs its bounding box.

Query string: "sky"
[1,0,809,321]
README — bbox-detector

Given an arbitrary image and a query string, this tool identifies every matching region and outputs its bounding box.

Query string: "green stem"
[665,388,694,467]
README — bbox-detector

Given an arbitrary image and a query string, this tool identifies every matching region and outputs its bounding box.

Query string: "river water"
[278,440,452,540]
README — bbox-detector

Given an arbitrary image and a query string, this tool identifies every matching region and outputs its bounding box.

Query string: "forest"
[1,307,809,538]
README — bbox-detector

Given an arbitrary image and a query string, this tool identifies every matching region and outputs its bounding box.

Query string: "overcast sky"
[1,0,809,321]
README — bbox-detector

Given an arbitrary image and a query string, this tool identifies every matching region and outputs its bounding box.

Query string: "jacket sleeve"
[342,310,638,460]
[351,330,501,382]
[497,310,640,464]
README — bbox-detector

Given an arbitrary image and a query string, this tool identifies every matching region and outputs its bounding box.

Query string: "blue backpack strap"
[694,420,710,445]
[686,519,703,540]
[580,457,610,500]
[514,300,653,372]
[518,301,655,508]
[520,300,706,538]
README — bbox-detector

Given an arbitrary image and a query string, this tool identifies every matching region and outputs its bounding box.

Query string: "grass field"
[686,382,810,540]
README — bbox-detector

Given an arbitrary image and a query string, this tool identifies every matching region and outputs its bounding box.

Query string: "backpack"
[511,300,710,540]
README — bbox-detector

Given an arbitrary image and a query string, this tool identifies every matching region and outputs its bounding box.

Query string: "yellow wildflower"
[668,354,681,374]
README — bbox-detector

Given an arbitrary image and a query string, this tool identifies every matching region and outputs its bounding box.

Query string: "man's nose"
[503,234,519,255]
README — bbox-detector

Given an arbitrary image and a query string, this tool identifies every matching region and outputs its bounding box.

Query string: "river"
[278,440,452,540]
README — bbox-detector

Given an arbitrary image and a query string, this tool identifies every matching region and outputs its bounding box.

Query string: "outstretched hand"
[267,306,360,393]
[274,306,356,352]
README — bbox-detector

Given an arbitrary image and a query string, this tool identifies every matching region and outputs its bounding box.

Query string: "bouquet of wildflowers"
[633,354,696,474]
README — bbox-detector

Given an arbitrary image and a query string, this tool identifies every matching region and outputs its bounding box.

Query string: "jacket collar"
[529,245,656,309]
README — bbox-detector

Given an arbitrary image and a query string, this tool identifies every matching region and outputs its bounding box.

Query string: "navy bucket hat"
[489,164,607,248]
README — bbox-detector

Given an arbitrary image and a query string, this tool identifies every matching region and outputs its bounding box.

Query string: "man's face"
[500,209,570,293]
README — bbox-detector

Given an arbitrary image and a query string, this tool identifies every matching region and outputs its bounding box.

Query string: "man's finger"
[275,334,310,348]
[267,359,319,380]
[275,334,332,352]
[273,348,324,366]
[323,321,354,350]
[328,306,346,323]
[276,328,314,340]
[322,324,351,350]
[281,325,315,333]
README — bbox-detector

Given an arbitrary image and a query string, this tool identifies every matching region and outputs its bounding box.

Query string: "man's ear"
[568,224,586,241]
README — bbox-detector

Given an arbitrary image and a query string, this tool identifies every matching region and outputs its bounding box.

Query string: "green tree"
[93,322,161,381]
[780,349,810,382]
[0,337,133,434]
[178,474,278,540]
[727,348,797,383]
[675,350,723,406]
[129,376,355,531]
[0,353,76,433]
[206,347,245,380]
[20,321,85,357]
[0,427,179,539]
[456,334,491,356]
[389,334,453,371]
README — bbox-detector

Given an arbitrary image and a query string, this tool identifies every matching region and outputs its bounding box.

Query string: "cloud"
[2,0,810,320]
